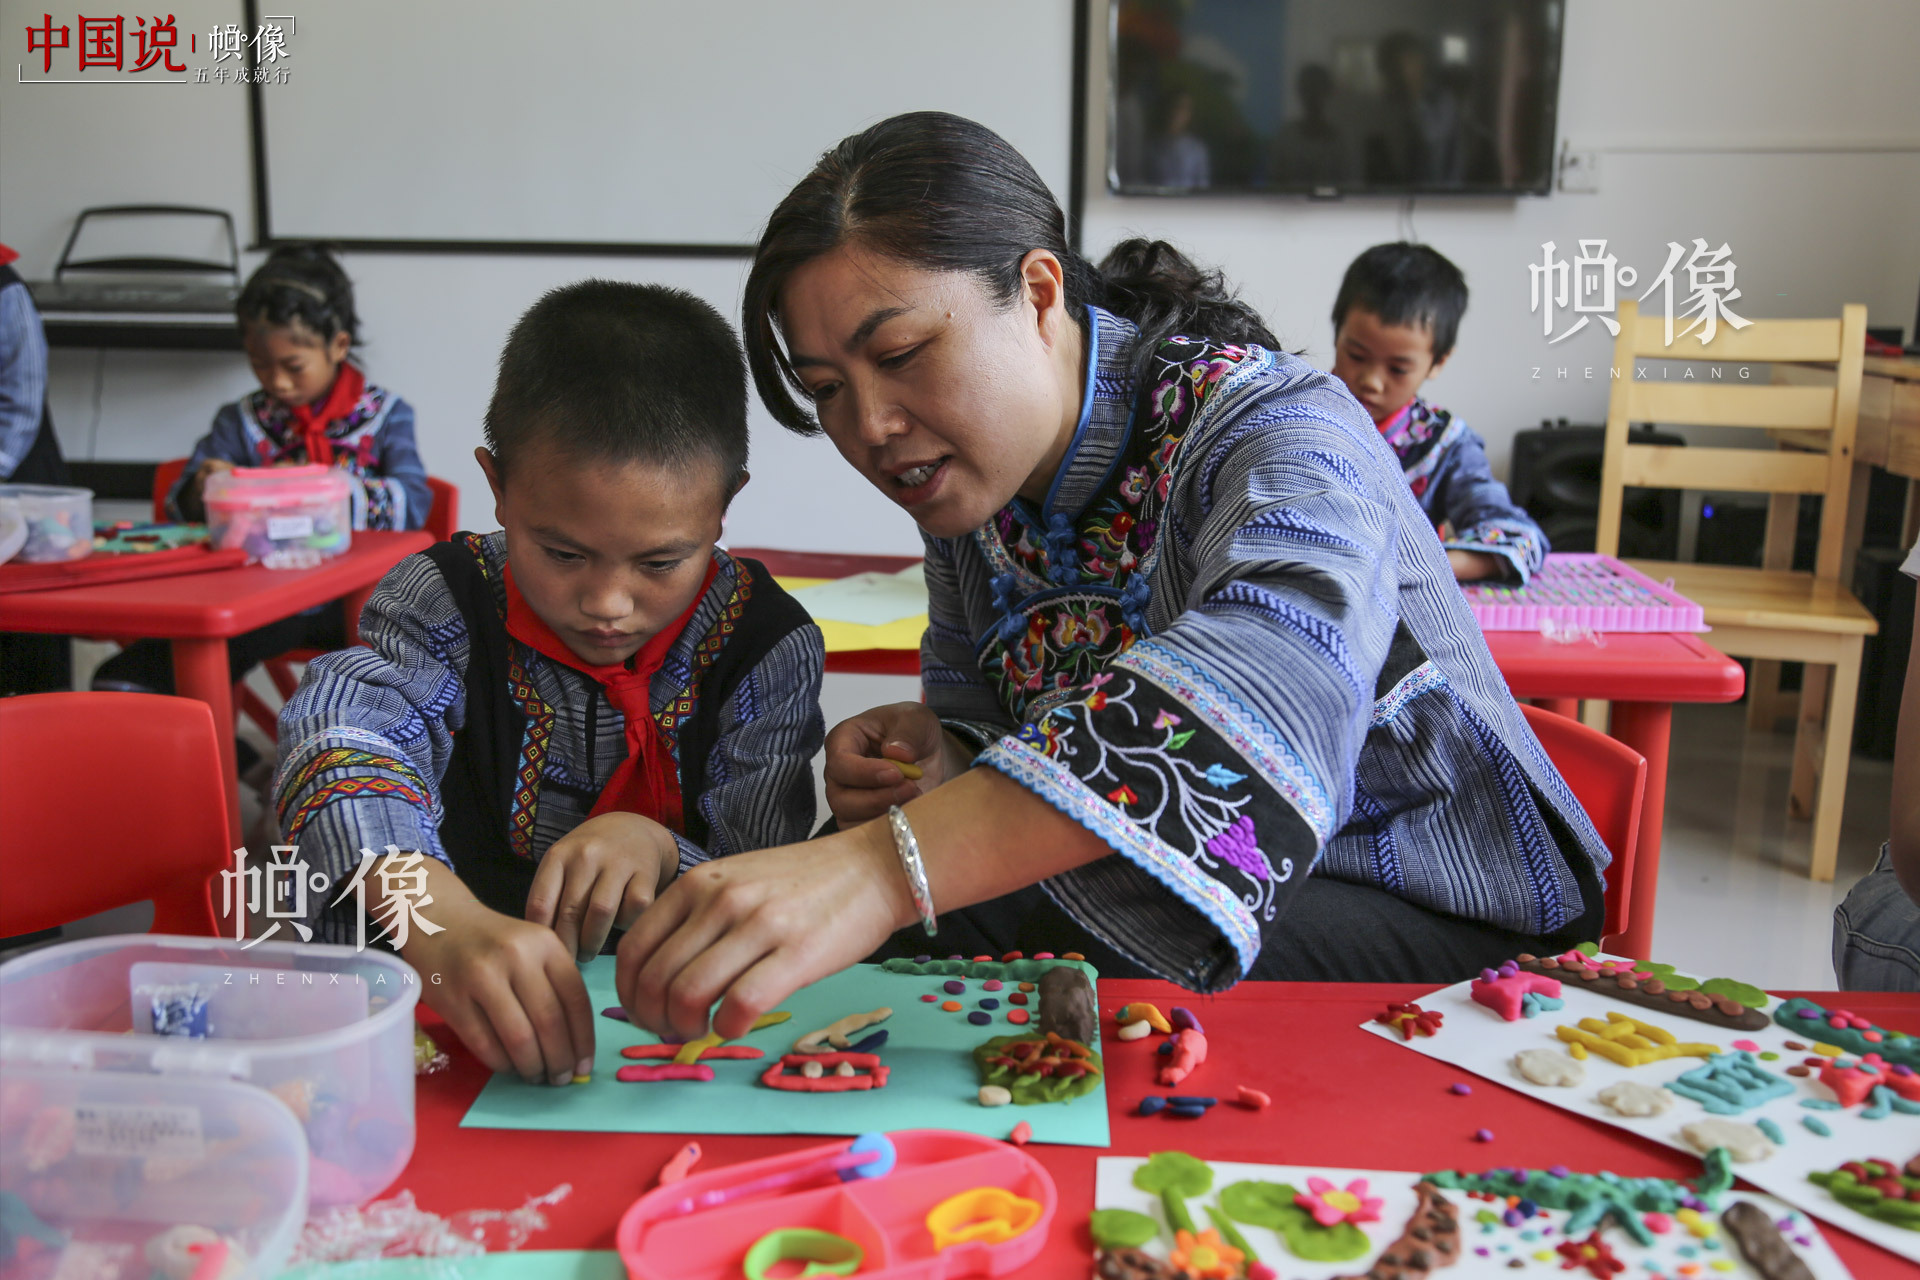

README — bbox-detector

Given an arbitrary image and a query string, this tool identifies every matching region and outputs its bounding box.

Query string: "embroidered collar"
[1030,306,1140,524]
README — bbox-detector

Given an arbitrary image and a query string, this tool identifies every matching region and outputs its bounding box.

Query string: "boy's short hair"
[1332,242,1469,362]
[484,280,748,486]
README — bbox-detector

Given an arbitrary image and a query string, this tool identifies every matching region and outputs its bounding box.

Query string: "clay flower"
[1167,1228,1243,1280]
[1295,1176,1384,1226]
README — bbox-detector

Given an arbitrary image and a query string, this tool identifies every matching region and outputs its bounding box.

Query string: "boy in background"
[275,281,824,1084]
[1331,241,1547,583]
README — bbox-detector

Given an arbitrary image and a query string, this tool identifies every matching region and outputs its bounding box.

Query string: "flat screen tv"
[1110,0,1565,197]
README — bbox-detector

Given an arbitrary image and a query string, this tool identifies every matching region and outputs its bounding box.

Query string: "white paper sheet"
[782,565,928,626]
[1360,965,1920,1262]
[1094,1156,1854,1279]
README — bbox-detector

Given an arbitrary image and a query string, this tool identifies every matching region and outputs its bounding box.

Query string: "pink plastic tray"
[616,1129,1057,1279]
[1463,553,1707,633]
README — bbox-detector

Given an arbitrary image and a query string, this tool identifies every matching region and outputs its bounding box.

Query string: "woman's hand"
[394,861,596,1086]
[823,702,971,825]
[615,826,914,1042]
[526,811,680,961]
[1446,548,1504,582]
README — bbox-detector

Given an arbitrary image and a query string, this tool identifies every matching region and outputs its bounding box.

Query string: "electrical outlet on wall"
[1557,143,1601,194]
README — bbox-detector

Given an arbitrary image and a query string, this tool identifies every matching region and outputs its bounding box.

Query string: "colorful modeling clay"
[1596,1081,1675,1117]
[925,1186,1043,1250]
[615,1064,715,1083]
[1680,1118,1775,1163]
[1470,959,1563,1021]
[1352,1181,1461,1279]
[975,1032,1103,1103]
[656,1142,701,1186]
[621,1044,764,1060]
[1807,1158,1920,1230]
[1515,952,1769,1030]
[1720,1200,1815,1280]
[1117,1002,1172,1033]
[1159,1028,1209,1087]
[1554,1012,1719,1067]
[793,1007,892,1054]
[1374,1002,1444,1039]
[1554,1230,1624,1279]
[1038,966,1099,1045]
[1513,1048,1585,1087]
[760,1052,889,1092]
[1664,1051,1794,1114]
[1773,998,1919,1068]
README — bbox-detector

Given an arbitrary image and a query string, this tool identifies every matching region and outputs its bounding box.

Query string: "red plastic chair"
[0,693,230,936]
[1520,702,1646,951]
[153,460,459,743]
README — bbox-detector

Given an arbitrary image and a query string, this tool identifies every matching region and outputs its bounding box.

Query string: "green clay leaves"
[1219,1180,1370,1263]
[1642,962,1700,992]
[1089,1208,1159,1249]
[1133,1152,1213,1236]
[1133,1151,1215,1198]
[1700,977,1768,1008]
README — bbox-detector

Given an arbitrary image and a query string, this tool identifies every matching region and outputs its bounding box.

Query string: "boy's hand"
[179,458,234,522]
[396,869,596,1086]
[1447,549,1504,582]
[525,811,680,961]
[823,702,963,826]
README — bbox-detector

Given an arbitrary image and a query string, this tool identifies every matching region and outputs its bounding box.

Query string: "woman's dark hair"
[1332,242,1469,361]
[236,243,359,347]
[743,111,1278,435]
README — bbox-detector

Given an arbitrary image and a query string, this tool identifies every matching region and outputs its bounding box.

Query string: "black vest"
[0,264,69,486]
[421,534,812,924]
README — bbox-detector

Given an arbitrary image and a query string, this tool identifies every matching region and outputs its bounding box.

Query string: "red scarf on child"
[283,363,366,466]
[501,560,718,833]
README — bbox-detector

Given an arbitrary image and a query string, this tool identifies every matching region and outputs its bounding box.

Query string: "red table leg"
[172,636,243,847]
[1602,700,1671,960]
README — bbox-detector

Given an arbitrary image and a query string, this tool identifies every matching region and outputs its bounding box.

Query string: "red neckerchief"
[282,363,366,466]
[0,244,19,267]
[502,559,719,833]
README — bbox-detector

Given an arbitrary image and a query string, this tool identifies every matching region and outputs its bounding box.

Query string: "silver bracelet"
[886,805,938,937]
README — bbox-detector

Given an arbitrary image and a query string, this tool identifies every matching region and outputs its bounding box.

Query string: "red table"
[401,980,1913,1276]
[0,530,433,843]
[1485,631,1746,961]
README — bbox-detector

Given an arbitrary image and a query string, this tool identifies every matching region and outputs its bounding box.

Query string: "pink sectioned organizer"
[1462,552,1708,632]
[616,1129,1056,1279]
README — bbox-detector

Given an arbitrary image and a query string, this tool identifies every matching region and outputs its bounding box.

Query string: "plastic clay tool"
[664,1131,897,1217]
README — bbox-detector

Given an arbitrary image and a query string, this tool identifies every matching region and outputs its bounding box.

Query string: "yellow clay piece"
[751,1011,793,1031]
[925,1186,1043,1251]
[1567,1042,1588,1060]
[1811,1043,1842,1057]
[794,1007,894,1054]
[888,758,925,780]
[1115,1002,1172,1034]
[674,1033,724,1065]
[1553,1013,1718,1067]
[1675,1208,1716,1239]
[571,1074,592,1085]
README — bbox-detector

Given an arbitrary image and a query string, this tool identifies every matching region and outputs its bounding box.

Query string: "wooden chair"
[1594,299,1877,881]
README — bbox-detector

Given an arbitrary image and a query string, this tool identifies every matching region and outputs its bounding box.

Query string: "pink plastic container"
[1462,553,1707,632]
[616,1129,1056,1279]
[204,464,352,569]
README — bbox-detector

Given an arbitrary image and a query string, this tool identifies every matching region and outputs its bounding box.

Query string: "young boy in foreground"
[1331,241,1548,583]
[274,281,824,1085]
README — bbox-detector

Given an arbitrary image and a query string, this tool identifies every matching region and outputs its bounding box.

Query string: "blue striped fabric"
[273,534,824,944]
[924,308,1610,991]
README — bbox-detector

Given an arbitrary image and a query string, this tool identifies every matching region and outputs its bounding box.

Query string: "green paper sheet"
[279,1251,623,1279]
[459,960,1110,1147]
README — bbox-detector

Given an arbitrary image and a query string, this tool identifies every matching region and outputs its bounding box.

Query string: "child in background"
[274,281,825,1086]
[1330,241,1547,583]
[92,245,429,701]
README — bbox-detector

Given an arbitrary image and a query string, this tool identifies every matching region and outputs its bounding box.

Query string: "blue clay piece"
[1801,1115,1831,1136]
[1167,1096,1217,1107]
[848,1029,889,1054]
[1157,1040,1174,1056]
[1755,1117,1785,1145]
[978,998,1000,1010]
[1519,991,1565,1019]
[1798,1097,1841,1110]
[1861,1084,1892,1119]
[1167,1103,1208,1119]
[1664,1051,1793,1115]
[1138,1096,1168,1116]
[966,1011,992,1026]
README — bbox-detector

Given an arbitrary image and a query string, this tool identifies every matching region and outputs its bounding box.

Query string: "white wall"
[4,0,1917,554]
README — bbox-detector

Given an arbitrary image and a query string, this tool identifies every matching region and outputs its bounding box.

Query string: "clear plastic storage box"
[0,484,93,563]
[0,1065,307,1278]
[0,935,419,1209]
[203,464,351,568]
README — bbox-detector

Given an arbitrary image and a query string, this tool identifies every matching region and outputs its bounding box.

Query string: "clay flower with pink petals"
[1295,1176,1384,1226]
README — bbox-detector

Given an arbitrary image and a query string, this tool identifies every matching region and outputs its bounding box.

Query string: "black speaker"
[1508,421,1683,560]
